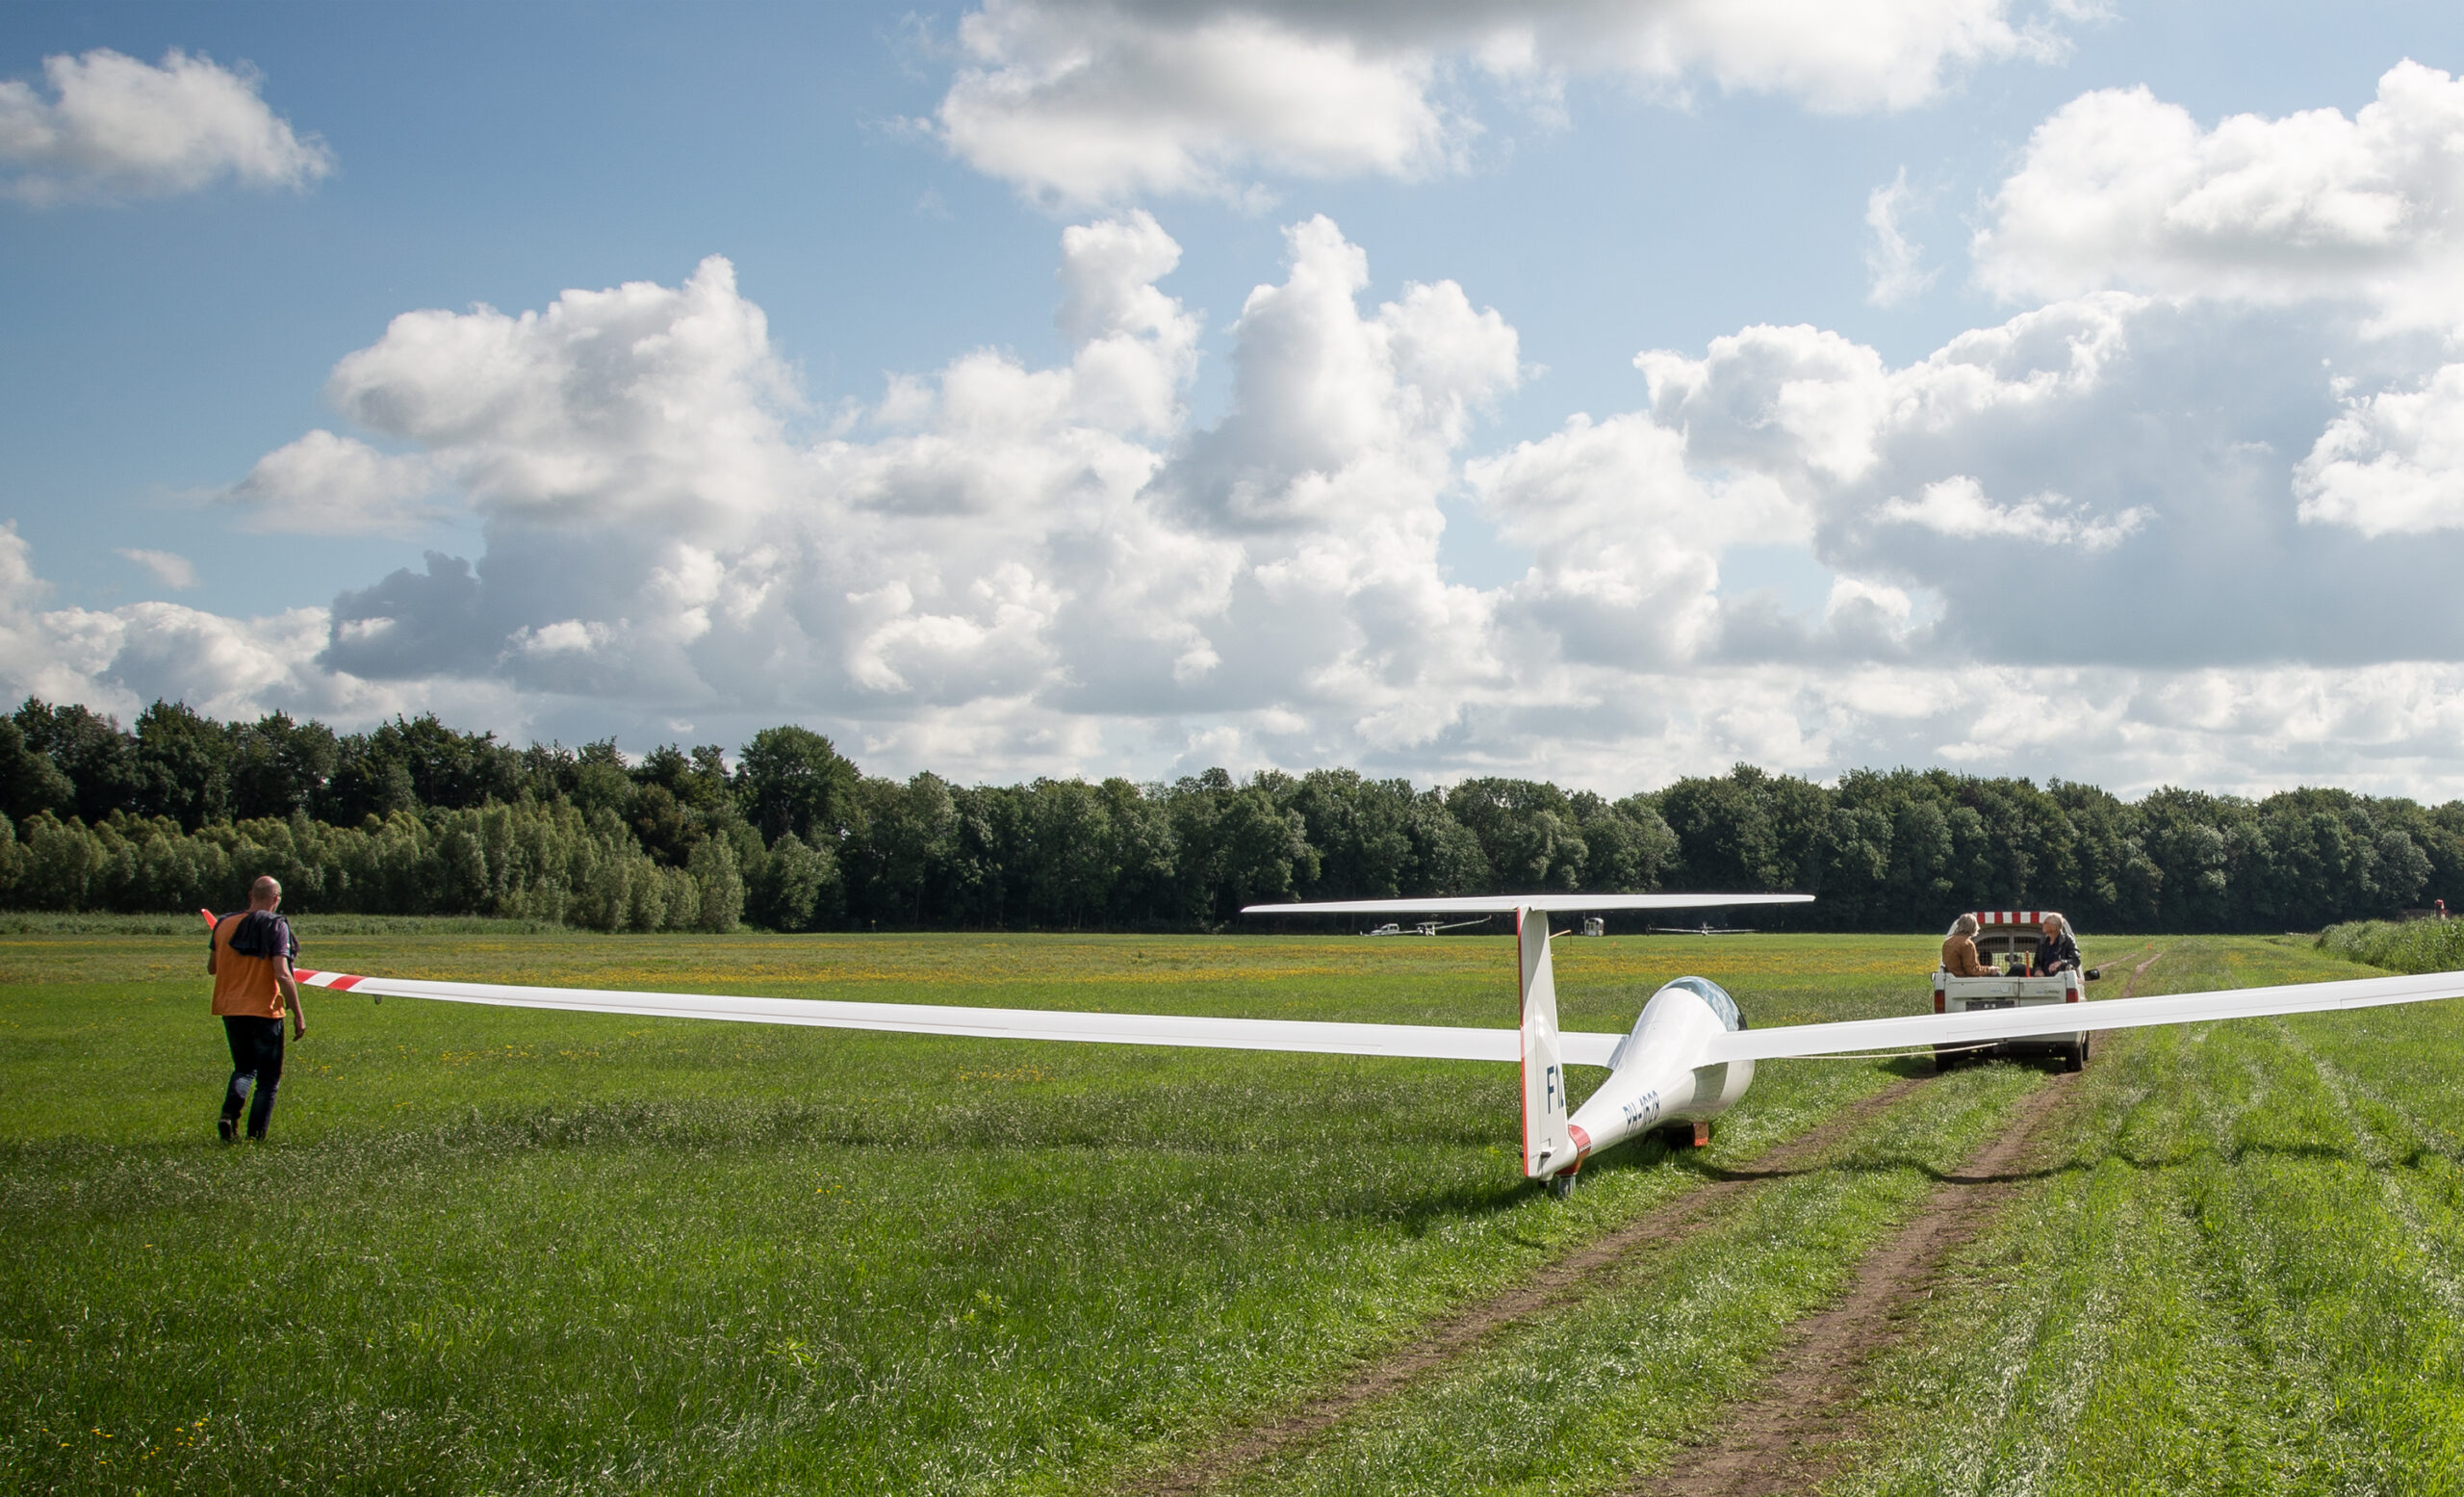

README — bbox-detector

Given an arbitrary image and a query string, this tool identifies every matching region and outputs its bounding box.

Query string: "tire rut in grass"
[1136,1076,1932,1497]
[1635,1069,2080,1497]
[1633,947,2165,1497]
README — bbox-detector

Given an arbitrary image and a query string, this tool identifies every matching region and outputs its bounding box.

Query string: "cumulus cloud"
[323,256,801,529]
[1617,282,2464,676]
[2296,362,2464,537]
[1875,475,2148,549]
[1975,60,2464,332]
[154,214,1533,774]
[0,523,504,731]
[936,0,2066,202]
[1469,409,1799,669]
[228,430,443,535]
[0,47,331,205]
[45,53,2464,797]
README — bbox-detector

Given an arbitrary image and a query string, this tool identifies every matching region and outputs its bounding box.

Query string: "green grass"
[1831,936,2464,1496]
[1,929,1987,1495]
[38,928,2434,1495]
[1216,1061,2049,1497]
[2318,916,2464,976]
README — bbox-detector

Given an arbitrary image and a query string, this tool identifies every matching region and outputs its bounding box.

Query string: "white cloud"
[1468,409,1800,668]
[938,3,1462,204]
[1824,575,1914,630]
[2296,362,2464,537]
[229,429,443,535]
[510,619,614,658]
[936,0,2066,203]
[1975,60,2464,332]
[0,523,511,732]
[0,47,331,205]
[183,215,1545,773]
[1876,475,2148,549]
[322,256,801,531]
[116,548,196,590]
[1863,167,1936,306]
[42,89,2464,799]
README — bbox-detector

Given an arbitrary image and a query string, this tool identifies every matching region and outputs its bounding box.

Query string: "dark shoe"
[217,1118,236,1143]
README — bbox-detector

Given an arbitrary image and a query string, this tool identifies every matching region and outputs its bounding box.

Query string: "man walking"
[208,875,306,1142]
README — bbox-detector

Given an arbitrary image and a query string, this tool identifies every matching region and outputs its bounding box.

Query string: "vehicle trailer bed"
[1932,972,2089,1069]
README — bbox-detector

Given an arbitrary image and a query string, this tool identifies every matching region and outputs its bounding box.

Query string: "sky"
[6,1,2464,799]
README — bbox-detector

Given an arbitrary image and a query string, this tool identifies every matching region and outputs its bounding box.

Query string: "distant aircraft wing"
[1245,893,1812,916]
[1707,968,2464,1063]
[291,967,1630,1067]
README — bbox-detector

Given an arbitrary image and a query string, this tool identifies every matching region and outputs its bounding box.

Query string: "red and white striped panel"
[293,968,370,992]
[1969,910,2059,926]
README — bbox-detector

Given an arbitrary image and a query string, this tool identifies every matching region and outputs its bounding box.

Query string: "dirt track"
[1635,945,2165,1496]
[1140,948,2164,1496]
[1138,1075,1931,1496]
[1634,1070,2079,1495]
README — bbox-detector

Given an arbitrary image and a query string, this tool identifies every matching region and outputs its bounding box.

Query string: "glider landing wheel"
[1548,1173,1578,1200]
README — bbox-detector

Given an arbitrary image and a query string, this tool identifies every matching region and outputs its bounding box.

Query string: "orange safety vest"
[211,915,291,1020]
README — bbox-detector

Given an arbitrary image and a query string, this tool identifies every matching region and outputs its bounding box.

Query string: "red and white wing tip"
[293,968,370,991]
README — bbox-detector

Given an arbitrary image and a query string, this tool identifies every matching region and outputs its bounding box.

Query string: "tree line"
[0,698,2453,934]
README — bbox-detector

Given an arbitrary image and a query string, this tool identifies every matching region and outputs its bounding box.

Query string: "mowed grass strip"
[0,929,1968,1494]
[1831,937,2464,1496]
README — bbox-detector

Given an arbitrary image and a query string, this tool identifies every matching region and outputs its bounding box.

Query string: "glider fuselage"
[1565,979,1757,1170]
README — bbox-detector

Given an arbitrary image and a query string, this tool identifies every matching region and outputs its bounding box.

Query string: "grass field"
[0,925,2449,1494]
[1834,940,2464,1497]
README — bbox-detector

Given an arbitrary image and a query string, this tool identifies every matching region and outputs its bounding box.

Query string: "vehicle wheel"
[2063,1039,2086,1073]
[1933,1044,1959,1072]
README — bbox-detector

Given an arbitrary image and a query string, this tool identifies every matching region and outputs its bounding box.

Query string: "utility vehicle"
[1933,909,2097,1071]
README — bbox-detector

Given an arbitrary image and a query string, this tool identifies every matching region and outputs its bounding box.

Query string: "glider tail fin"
[1519,905,1572,1178]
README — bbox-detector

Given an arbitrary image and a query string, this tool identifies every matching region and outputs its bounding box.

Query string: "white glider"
[230,894,2464,1194]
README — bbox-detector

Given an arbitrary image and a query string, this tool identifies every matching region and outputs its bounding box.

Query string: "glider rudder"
[1519,906,1573,1179]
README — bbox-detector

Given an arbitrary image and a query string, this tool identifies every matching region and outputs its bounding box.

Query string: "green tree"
[844,773,959,925]
[0,718,74,823]
[737,726,856,845]
[227,712,339,821]
[132,700,234,831]
[1445,778,1588,891]
[1289,770,1419,900]
[748,832,835,931]
[687,836,745,932]
[14,699,140,823]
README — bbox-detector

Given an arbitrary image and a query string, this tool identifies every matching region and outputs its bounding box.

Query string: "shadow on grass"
[1676,1132,2385,1192]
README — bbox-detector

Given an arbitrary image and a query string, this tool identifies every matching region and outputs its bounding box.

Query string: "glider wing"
[1707,968,2464,1063]
[1244,893,1813,916]
[291,968,1630,1067]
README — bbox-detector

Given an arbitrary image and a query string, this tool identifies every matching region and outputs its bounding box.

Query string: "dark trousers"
[220,1016,285,1139]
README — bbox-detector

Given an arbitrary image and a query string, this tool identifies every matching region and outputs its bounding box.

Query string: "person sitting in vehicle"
[2034,914,2082,975]
[1941,914,1994,977]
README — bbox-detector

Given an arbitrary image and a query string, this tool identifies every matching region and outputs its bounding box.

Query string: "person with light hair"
[1941,913,1993,977]
[2035,913,2082,976]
